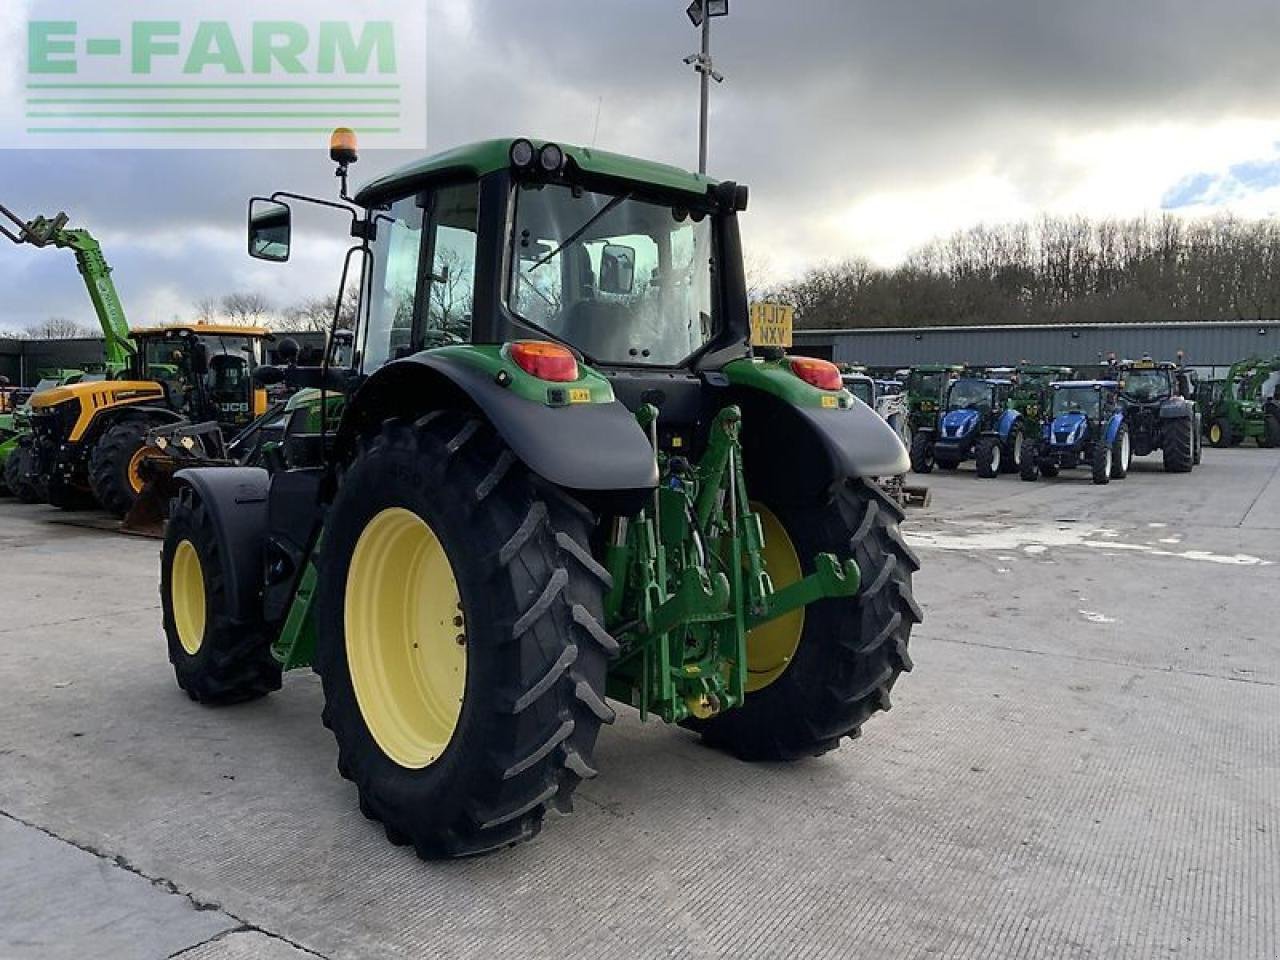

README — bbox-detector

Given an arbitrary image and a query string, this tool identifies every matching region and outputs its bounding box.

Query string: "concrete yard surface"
[1,447,1277,959]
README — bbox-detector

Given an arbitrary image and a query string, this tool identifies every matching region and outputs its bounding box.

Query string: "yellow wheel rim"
[127,445,156,494]
[746,504,805,693]
[345,507,467,769]
[171,540,206,656]
[1210,424,1222,444]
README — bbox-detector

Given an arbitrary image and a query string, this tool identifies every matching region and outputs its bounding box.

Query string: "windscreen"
[507,183,715,366]
[1052,387,1102,418]
[947,379,993,412]
[1122,369,1171,401]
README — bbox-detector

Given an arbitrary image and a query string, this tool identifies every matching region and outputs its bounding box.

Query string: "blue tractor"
[910,377,1025,478]
[1020,380,1130,485]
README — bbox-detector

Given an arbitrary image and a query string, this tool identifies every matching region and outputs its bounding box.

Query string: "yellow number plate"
[568,388,592,404]
[821,395,839,409]
[749,301,795,348]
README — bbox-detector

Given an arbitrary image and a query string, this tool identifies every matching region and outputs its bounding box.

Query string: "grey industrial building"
[794,320,1280,377]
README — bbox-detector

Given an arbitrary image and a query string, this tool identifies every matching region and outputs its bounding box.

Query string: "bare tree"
[27,316,98,338]
[280,286,359,333]
[219,292,273,326]
[193,296,220,324]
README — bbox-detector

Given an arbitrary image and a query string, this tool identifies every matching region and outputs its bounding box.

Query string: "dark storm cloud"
[4,0,1280,328]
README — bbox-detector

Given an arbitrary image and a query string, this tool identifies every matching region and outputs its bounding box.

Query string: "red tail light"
[510,340,579,382]
[789,356,842,391]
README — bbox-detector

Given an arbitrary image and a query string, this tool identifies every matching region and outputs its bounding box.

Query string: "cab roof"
[1053,380,1119,389]
[355,138,716,207]
[132,324,271,338]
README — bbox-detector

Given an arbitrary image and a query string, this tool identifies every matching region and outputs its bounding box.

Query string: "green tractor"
[158,133,921,857]
[903,364,966,440]
[1201,356,1280,448]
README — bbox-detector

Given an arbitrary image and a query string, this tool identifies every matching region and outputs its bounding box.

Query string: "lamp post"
[684,0,728,175]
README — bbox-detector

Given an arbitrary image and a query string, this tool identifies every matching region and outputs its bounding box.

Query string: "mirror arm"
[268,190,361,233]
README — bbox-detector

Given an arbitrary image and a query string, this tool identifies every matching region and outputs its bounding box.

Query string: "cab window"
[422,183,479,348]
[364,195,425,371]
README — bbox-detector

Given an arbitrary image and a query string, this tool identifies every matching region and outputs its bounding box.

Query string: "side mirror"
[276,337,300,365]
[599,243,636,295]
[248,198,292,262]
[190,342,209,376]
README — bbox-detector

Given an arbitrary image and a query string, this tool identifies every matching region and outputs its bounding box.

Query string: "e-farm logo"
[4,1,426,148]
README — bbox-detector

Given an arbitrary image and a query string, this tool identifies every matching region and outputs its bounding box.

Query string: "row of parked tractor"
[840,355,1280,486]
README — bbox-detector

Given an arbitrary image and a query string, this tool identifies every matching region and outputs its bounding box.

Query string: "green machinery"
[1202,356,1280,448]
[158,132,920,857]
[0,203,136,494]
[903,363,966,436]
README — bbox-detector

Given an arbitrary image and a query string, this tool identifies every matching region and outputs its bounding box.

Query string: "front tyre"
[314,414,615,858]
[1019,440,1040,481]
[909,432,934,474]
[89,419,156,518]
[975,436,1002,478]
[161,487,282,703]
[1091,438,1112,485]
[687,479,921,761]
[4,442,40,503]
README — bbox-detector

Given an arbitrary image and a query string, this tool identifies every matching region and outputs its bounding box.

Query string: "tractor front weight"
[603,404,861,724]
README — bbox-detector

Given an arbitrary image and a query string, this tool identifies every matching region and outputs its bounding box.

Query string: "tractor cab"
[131,325,270,431]
[840,371,876,408]
[903,364,965,434]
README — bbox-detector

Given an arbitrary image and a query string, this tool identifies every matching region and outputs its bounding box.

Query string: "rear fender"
[997,409,1021,439]
[1104,412,1125,444]
[722,360,909,502]
[335,351,658,511]
[172,467,269,619]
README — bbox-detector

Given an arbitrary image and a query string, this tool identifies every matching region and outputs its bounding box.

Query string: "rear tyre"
[1001,425,1024,474]
[909,432,934,474]
[1111,425,1130,480]
[1161,417,1194,473]
[314,414,615,858]
[686,479,920,761]
[161,486,282,704]
[89,419,155,518]
[975,436,1002,478]
[1267,414,1280,448]
[1040,459,1060,478]
[1091,439,1112,485]
[1209,419,1233,448]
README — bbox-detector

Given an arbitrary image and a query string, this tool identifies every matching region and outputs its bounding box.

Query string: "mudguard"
[173,466,269,619]
[1104,412,1125,444]
[792,401,910,478]
[997,409,1021,439]
[340,353,659,494]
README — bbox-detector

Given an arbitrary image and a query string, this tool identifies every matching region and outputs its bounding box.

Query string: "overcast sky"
[5,0,1280,331]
